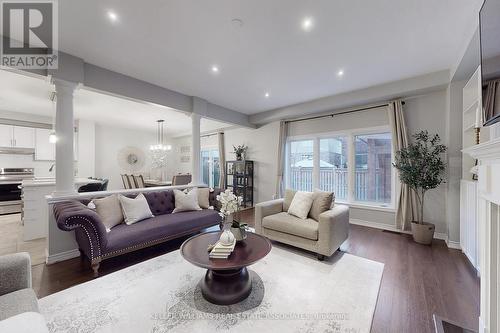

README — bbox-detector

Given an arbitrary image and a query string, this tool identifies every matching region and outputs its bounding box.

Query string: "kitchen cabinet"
[0,124,35,148]
[34,128,55,160]
[34,128,78,161]
[0,124,13,147]
[13,126,35,148]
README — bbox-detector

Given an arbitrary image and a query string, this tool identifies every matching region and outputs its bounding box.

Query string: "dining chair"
[172,174,192,186]
[127,174,137,189]
[133,175,145,188]
[121,174,132,189]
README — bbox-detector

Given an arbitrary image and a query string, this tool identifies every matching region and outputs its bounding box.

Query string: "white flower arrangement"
[216,189,243,218]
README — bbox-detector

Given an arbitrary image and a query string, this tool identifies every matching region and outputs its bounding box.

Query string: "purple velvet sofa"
[54,188,222,276]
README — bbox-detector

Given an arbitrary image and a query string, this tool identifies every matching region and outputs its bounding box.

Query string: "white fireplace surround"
[463,137,500,333]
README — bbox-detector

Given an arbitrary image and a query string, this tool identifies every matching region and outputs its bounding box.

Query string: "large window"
[288,140,314,191]
[201,148,220,188]
[354,133,392,204]
[286,128,394,208]
[319,137,348,200]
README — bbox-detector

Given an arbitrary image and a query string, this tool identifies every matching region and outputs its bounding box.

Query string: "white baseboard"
[46,248,80,265]
[479,316,485,333]
[349,219,448,242]
[446,239,462,250]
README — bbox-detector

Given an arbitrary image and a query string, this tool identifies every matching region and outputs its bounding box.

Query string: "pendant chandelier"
[150,120,172,151]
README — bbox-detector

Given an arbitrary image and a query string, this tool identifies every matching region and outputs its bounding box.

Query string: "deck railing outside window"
[289,167,389,203]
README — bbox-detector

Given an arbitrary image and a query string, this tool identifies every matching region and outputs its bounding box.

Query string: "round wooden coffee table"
[180,231,272,305]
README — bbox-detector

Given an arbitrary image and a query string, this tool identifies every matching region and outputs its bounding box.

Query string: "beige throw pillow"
[309,189,334,221]
[197,187,210,209]
[93,195,124,232]
[287,191,315,219]
[118,193,154,225]
[283,189,297,211]
[173,188,202,213]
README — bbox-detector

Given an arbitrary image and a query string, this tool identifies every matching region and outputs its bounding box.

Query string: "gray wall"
[287,106,389,136]
[405,89,449,234]
[215,90,452,234]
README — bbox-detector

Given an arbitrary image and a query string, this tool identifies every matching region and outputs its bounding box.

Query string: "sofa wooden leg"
[317,254,325,261]
[91,261,101,277]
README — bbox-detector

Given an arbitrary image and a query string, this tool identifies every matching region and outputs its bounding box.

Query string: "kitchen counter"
[21,178,101,187]
[21,178,102,241]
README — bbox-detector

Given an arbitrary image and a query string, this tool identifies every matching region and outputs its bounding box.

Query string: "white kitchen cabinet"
[0,124,35,148]
[12,126,35,148]
[34,128,78,161]
[34,128,55,160]
[0,124,13,147]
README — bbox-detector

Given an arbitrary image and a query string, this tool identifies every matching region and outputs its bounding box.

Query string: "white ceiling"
[57,0,482,114]
[0,70,232,137]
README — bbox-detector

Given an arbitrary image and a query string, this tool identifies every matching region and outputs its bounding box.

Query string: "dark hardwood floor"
[31,208,479,333]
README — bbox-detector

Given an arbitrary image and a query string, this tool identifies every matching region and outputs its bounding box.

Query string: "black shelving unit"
[225,160,254,208]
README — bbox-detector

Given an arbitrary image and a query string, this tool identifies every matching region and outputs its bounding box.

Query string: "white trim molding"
[446,239,462,250]
[46,248,80,265]
[463,137,500,333]
[349,219,448,241]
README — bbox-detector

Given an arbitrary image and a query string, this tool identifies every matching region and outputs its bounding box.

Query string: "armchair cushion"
[287,191,314,219]
[309,189,334,221]
[0,252,31,297]
[0,288,39,320]
[263,212,318,240]
[283,189,296,211]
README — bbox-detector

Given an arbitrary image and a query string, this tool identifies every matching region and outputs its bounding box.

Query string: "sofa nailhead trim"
[101,222,220,259]
[64,215,102,259]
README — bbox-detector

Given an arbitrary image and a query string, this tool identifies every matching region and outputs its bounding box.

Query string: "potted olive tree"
[393,130,447,245]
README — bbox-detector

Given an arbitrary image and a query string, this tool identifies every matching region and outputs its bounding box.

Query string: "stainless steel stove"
[0,168,34,215]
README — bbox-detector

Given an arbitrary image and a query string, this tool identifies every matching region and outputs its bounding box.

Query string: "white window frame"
[200,145,220,188]
[285,138,315,192]
[286,125,396,211]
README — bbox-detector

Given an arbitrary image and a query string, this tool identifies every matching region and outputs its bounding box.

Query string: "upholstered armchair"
[255,199,349,260]
[0,253,48,332]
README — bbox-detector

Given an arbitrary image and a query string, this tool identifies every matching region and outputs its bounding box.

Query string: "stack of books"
[209,240,236,259]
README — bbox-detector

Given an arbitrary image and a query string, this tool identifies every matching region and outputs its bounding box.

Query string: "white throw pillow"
[197,187,210,209]
[287,191,315,219]
[118,193,154,225]
[173,188,202,213]
[93,194,124,232]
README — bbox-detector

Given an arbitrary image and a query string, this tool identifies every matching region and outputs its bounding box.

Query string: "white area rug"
[40,245,384,333]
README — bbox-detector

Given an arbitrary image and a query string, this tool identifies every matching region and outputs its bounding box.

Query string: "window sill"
[336,201,395,213]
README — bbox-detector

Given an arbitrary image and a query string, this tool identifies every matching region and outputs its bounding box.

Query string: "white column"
[53,79,78,196]
[190,113,201,185]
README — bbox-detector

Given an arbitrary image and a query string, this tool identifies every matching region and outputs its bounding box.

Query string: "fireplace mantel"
[463,138,500,206]
[463,137,500,163]
[463,137,500,333]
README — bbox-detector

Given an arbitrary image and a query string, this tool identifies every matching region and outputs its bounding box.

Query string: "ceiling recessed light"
[264,92,270,98]
[211,65,219,73]
[302,17,313,31]
[231,18,244,28]
[107,11,118,23]
[337,69,344,77]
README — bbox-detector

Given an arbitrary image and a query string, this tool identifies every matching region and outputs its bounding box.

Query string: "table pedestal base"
[200,267,252,305]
